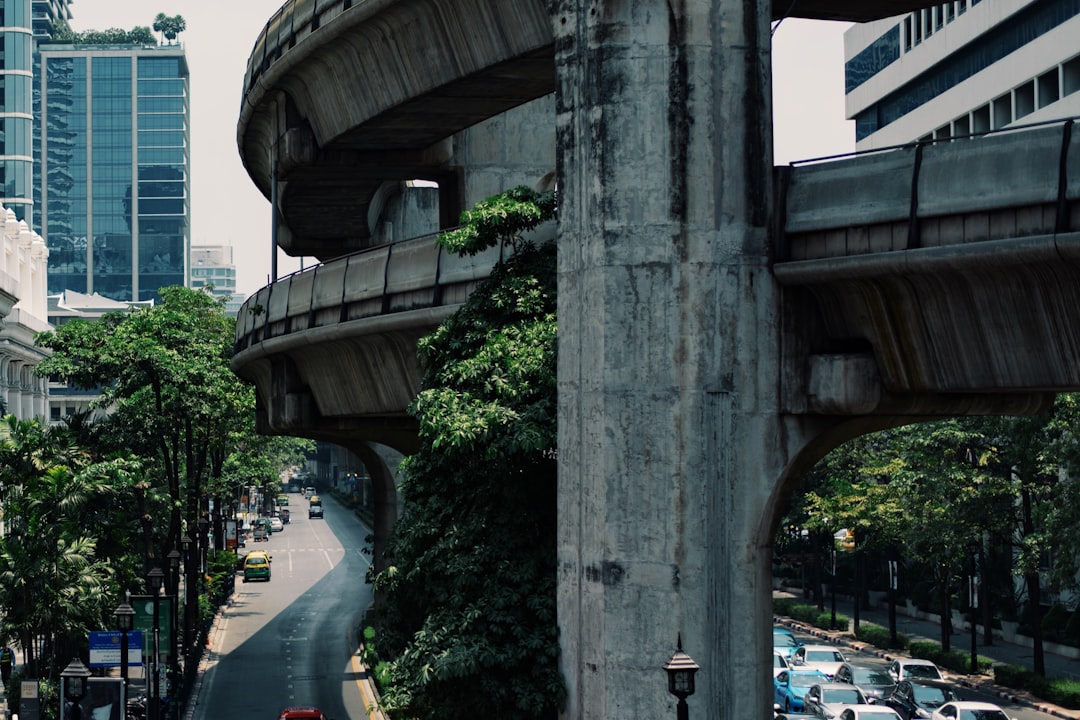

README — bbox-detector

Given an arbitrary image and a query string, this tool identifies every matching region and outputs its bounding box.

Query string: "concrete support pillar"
[350,442,403,581]
[553,1,823,718]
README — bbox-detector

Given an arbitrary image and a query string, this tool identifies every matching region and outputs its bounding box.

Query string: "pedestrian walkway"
[774,588,1080,719]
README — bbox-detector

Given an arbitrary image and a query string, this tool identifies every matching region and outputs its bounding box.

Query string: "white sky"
[68,4,854,298]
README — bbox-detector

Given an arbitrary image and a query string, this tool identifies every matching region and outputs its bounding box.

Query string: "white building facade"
[845,0,1080,149]
[0,207,50,419]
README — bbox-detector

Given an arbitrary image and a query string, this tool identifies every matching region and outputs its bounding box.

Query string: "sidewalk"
[774,588,1080,719]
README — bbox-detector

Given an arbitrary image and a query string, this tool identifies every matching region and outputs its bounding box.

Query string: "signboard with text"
[89,630,143,667]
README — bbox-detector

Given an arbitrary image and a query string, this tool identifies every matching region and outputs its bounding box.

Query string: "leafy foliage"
[369,188,562,719]
[152,13,186,43]
[436,186,556,256]
[46,19,156,45]
[0,416,144,682]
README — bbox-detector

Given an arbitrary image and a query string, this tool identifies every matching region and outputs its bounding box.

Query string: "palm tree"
[152,13,186,44]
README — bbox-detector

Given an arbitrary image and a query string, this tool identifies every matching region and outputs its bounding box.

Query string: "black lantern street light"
[167,549,182,680]
[147,566,165,720]
[61,656,91,720]
[198,517,210,576]
[114,597,135,690]
[663,635,700,720]
[181,534,193,652]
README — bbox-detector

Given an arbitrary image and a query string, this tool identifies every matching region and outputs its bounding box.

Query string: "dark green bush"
[993,664,1080,709]
[1046,678,1080,709]
[774,598,849,631]
[993,663,1028,688]
[854,622,909,651]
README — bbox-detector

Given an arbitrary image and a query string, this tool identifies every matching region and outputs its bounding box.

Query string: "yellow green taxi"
[243,550,272,582]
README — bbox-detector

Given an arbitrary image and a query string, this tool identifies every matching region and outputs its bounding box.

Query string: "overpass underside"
[233,1,1080,719]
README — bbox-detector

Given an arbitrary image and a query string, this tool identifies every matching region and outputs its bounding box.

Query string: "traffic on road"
[190,482,375,720]
[773,624,1050,720]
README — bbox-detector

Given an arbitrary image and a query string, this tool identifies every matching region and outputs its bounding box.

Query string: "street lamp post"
[114,596,135,691]
[148,566,164,720]
[167,549,181,685]
[969,542,980,674]
[181,534,192,654]
[61,656,91,720]
[663,635,700,720]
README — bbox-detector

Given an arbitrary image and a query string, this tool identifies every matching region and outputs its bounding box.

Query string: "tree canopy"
[369,187,563,719]
[152,14,186,44]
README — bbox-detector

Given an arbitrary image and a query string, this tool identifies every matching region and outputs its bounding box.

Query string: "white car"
[773,651,792,678]
[887,658,943,683]
[834,705,904,720]
[792,644,847,679]
[803,683,868,719]
[269,516,284,532]
[930,701,1015,720]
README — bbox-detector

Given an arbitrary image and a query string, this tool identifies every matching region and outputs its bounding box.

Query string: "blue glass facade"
[0,0,35,221]
[37,46,189,301]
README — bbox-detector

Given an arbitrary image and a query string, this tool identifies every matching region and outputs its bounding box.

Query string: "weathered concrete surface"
[552,2,806,718]
[239,0,946,259]
[233,3,1080,720]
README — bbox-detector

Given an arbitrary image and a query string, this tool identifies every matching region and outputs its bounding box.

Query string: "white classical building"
[845,0,1080,149]
[0,207,50,419]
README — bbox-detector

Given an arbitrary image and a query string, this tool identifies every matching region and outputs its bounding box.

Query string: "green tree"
[152,13,186,44]
[36,286,249,562]
[370,188,563,719]
[0,416,142,682]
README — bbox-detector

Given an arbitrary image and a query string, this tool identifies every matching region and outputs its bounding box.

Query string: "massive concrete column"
[555,1,820,718]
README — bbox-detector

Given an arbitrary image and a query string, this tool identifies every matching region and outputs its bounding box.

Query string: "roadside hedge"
[853,622,909,651]
[773,598,850,632]
[994,664,1080,709]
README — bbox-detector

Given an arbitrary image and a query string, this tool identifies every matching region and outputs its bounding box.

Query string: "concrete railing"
[243,0,357,97]
[234,231,506,354]
[779,118,1080,263]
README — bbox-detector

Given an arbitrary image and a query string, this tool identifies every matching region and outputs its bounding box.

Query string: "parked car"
[885,680,958,720]
[269,516,284,532]
[834,662,895,703]
[929,701,1015,720]
[775,669,829,713]
[243,550,271,582]
[887,659,943,683]
[774,651,792,677]
[792,645,847,679]
[278,707,328,720]
[833,705,903,720]
[803,682,868,719]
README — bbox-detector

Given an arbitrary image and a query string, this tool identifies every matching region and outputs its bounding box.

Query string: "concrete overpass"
[234,1,1080,719]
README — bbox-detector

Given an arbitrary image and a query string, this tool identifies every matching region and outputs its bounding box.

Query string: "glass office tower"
[0,1,41,222]
[37,43,189,301]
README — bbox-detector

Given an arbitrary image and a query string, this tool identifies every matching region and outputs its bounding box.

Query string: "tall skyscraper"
[0,1,73,223]
[845,0,1080,149]
[36,41,190,302]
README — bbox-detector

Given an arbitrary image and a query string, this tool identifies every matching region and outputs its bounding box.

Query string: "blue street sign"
[88,630,143,667]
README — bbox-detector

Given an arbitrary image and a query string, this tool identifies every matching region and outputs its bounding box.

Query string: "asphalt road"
[779,625,1060,720]
[191,493,375,720]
